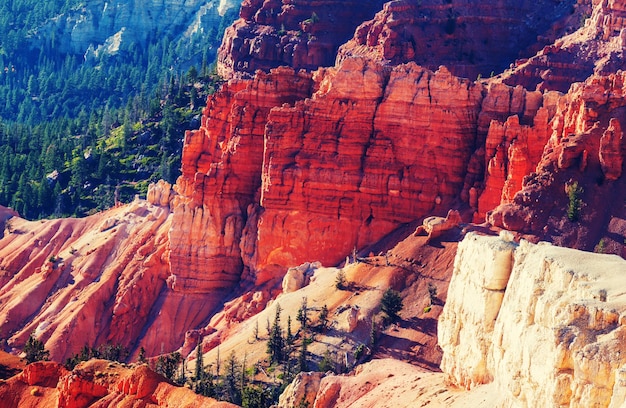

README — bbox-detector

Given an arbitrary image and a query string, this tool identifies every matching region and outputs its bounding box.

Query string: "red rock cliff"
[175,55,568,285]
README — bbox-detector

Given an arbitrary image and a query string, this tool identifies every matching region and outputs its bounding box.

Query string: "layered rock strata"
[0,181,222,360]
[176,54,569,283]
[440,232,626,407]
[170,68,314,289]
[0,359,235,408]
[501,0,626,92]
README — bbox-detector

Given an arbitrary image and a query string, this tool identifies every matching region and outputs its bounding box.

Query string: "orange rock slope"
[0,187,178,361]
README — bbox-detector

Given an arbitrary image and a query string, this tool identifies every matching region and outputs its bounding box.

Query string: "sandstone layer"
[0,182,217,361]
[501,0,626,92]
[440,233,626,407]
[489,71,626,253]
[175,52,575,286]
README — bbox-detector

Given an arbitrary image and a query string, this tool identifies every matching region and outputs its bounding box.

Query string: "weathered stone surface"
[489,71,626,251]
[338,0,579,80]
[439,232,517,389]
[0,359,234,408]
[501,0,626,92]
[217,0,385,78]
[600,118,624,181]
[250,59,484,281]
[0,200,175,361]
[170,68,314,290]
[440,233,626,407]
[278,371,324,408]
[414,209,463,242]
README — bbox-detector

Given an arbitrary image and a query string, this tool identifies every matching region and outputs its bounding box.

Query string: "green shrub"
[566,181,583,221]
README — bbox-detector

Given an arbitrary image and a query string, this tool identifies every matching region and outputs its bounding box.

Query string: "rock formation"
[0,359,234,408]
[0,183,182,361]
[1,3,626,407]
[217,0,386,78]
[337,0,582,81]
[439,232,626,407]
[489,71,626,252]
[501,0,626,92]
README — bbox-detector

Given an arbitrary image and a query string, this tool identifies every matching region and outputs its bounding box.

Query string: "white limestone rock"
[440,232,626,407]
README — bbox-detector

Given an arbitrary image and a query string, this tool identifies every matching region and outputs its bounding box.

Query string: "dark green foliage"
[353,344,365,363]
[23,333,49,364]
[317,349,334,373]
[335,269,346,290]
[242,384,273,408]
[138,346,147,364]
[155,352,181,381]
[266,305,285,364]
[317,304,329,332]
[64,342,128,370]
[567,181,584,222]
[224,352,242,405]
[380,288,404,322]
[0,2,237,220]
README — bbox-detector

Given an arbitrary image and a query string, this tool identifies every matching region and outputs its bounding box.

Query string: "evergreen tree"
[380,288,404,322]
[266,304,284,364]
[23,333,50,364]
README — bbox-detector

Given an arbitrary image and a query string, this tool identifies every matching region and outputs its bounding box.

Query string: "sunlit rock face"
[440,232,626,407]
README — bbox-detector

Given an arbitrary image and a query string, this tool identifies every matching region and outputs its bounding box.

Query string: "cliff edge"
[440,232,626,407]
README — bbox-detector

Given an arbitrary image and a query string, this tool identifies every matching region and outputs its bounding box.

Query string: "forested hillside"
[0,0,238,219]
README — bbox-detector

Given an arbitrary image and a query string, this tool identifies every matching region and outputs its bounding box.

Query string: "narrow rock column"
[438,231,517,389]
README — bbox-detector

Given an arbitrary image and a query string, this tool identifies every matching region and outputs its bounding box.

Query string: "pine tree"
[23,333,49,364]
[380,288,404,323]
[267,304,284,364]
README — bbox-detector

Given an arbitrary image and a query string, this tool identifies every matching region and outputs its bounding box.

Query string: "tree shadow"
[397,316,438,336]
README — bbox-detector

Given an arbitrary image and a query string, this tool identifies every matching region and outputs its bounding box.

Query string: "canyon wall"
[440,232,626,407]
[173,54,571,285]
[489,71,626,253]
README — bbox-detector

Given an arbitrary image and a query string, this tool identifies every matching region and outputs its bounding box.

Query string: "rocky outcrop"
[489,71,626,251]
[170,67,314,290]
[337,0,579,81]
[500,0,626,92]
[0,359,233,408]
[217,0,385,79]
[252,59,484,280]
[178,53,570,284]
[31,0,242,57]
[440,233,626,407]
